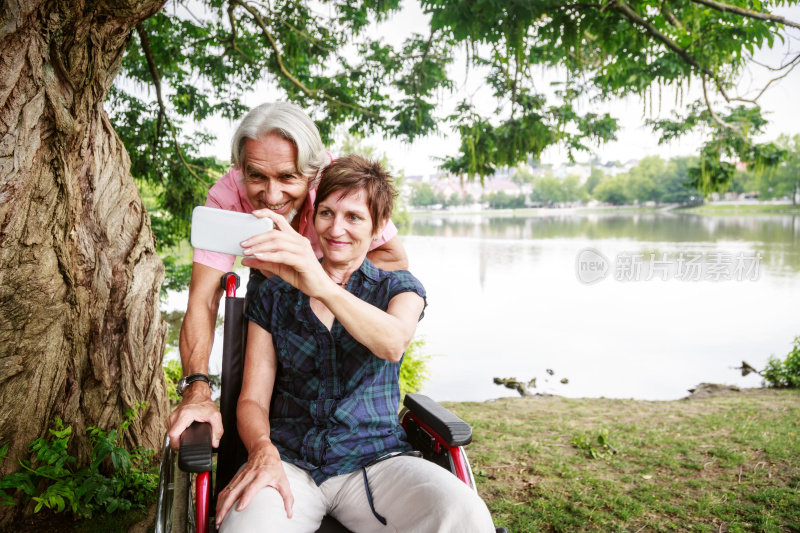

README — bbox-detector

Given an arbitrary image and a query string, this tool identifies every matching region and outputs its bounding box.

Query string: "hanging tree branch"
[223,2,253,61]
[731,58,800,104]
[690,0,800,30]
[751,51,800,71]
[612,0,733,102]
[230,0,382,120]
[135,23,212,188]
[277,16,337,53]
[702,76,746,141]
[136,23,165,144]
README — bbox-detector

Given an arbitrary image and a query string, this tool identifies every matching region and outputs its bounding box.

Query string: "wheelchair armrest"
[403,393,472,447]
[178,421,213,472]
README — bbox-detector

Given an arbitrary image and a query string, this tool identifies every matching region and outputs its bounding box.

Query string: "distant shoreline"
[407,201,800,218]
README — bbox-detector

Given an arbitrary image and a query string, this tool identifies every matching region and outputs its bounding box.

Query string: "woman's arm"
[215,322,294,526]
[239,210,424,361]
[317,288,424,363]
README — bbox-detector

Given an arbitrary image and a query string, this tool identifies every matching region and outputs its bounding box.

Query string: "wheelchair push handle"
[178,421,214,473]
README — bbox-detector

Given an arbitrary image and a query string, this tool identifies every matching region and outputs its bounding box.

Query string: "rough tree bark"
[0,0,168,521]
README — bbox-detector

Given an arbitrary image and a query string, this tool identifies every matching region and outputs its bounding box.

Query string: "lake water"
[401,211,800,402]
[164,210,800,402]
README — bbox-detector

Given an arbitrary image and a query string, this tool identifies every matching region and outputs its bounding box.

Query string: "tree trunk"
[0,0,167,521]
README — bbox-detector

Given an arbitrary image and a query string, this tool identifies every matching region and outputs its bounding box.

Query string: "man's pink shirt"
[192,168,398,273]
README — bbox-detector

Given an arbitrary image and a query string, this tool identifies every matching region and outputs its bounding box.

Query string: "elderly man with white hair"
[166,102,408,450]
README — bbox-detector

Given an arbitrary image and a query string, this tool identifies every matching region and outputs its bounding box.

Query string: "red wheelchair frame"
[154,273,505,533]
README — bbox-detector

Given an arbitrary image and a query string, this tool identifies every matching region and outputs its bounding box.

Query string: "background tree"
[593,175,633,206]
[410,182,437,207]
[625,156,662,203]
[584,167,606,197]
[487,190,526,209]
[530,175,568,206]
[657,157,699,204]
[769,134,800,205]
[591,156,698,205]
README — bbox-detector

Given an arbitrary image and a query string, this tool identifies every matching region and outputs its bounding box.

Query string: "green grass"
[12,391,795,532]
[444,388,800,532]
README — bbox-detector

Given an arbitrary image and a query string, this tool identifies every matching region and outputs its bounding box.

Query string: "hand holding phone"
[190,206,274,256]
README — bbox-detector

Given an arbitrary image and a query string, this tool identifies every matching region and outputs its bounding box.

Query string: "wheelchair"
[155,272,507,532]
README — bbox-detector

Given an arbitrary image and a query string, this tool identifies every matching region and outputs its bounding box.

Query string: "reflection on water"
[403,212,800,277]
[404,212,800,402]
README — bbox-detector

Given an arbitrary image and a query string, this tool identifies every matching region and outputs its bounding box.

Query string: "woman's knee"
[441,487,495,531]
[218,487,298,533]
[371,458,495,531]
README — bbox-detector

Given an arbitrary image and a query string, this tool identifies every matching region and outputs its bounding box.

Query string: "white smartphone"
[190,206,274,256]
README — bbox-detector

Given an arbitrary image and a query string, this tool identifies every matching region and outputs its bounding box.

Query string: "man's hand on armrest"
[165,381,223,451]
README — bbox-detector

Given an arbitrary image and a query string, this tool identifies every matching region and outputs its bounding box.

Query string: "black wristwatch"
[176,373,210,397]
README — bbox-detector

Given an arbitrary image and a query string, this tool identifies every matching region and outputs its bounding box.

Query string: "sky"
[198,2,800,177]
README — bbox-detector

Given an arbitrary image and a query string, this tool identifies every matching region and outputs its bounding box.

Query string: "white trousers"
[218,456,495,533]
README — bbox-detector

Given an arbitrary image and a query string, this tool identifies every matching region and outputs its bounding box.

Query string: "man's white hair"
[231,102,328,183]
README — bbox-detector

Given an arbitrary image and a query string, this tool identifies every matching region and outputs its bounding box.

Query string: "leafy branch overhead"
[109,0,800,248]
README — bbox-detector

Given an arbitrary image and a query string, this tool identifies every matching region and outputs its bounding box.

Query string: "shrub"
[400,337,430,399]
[762,336,800,388]
[0,403,158,518]
[163,359,183,404]
[571,429,618,460]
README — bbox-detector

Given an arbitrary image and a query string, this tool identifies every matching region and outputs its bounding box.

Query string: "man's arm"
[165,262,225,450]
[367,234,408,271]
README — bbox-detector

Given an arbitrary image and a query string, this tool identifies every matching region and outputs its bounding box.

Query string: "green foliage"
[161,308,222,405]
[649,103,787,196]
[762,336,800,389]
[111,1,453,256]
[109,0,798,271]
[592,156,697,205]
[409,182,438,207]
[163,359,183,404]
[0,404,157,519]
[400,337,430,399]
[161,256,193,296]
[584,167,605,196]
[487,190,526,209]
[593,174,632,206]
[766,134,800,203]
[571,429,618,460]
[427,0,793,177]
[656,157,698,204]
[529,174,587,206]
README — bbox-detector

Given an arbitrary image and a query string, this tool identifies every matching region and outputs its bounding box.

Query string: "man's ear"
[374,217,390,240]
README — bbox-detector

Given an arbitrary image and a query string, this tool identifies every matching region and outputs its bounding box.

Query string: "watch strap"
[178,373,210,396]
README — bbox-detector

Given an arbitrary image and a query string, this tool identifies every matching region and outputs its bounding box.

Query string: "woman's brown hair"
[314,155,397,234]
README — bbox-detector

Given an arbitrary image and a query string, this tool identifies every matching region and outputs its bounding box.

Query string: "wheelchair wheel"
[155,438,196,533]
